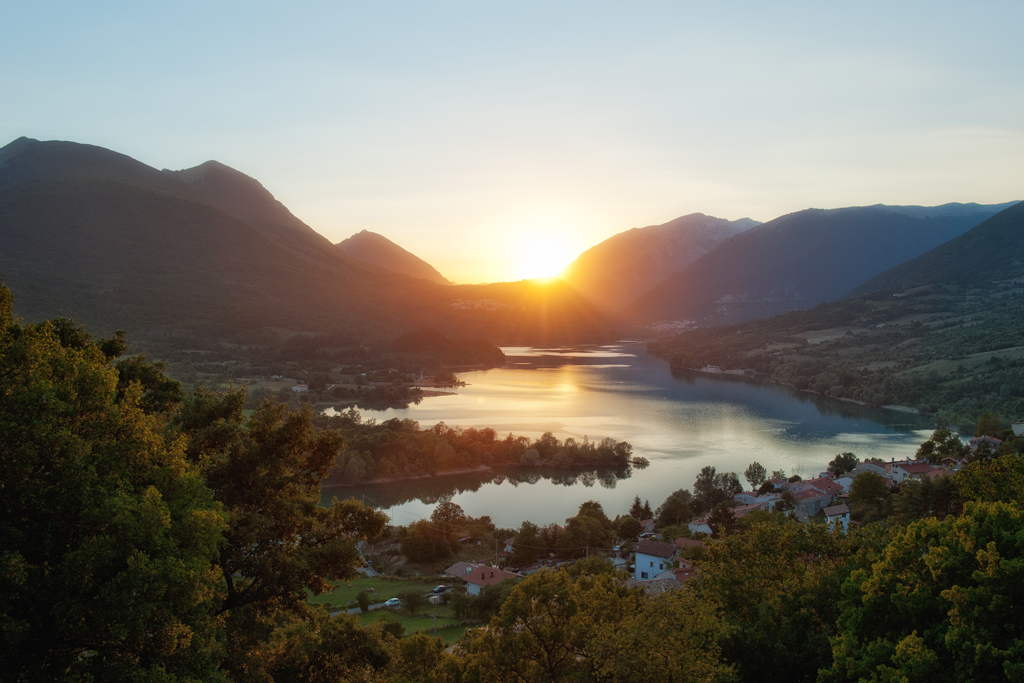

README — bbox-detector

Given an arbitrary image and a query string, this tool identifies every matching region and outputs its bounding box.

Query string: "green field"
[307,575,480,644]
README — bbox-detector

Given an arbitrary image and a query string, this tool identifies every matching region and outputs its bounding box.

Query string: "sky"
[3,1,1023,283]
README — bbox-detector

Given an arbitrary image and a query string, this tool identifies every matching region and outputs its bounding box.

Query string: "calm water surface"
[323,342,932,528]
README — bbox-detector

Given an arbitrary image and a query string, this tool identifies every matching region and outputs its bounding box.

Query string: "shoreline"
[672,363,925,417]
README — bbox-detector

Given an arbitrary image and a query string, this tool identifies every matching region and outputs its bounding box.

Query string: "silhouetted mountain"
[337,230,452,285]
[165,160,350,267]
[847,201,1023,297]
[0,137,614,345]
[627,203,1010,327]
[559,213,757,312]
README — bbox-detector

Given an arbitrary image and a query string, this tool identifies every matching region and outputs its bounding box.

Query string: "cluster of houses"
[437,447,1001,598]
[687,456,961,536]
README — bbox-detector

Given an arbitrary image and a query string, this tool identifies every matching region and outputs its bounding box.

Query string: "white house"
[823,503,850,532]
[291,384,309,392]
[892,461,936,483]
[688,516,712,536]
[458,565,524,593]
[634,539,676,581]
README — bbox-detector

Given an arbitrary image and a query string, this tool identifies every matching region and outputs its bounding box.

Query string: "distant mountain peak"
[559,212,758,313]
[337,230,452,286]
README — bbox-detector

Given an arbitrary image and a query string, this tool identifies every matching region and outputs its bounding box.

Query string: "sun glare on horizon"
[513,228,578,281]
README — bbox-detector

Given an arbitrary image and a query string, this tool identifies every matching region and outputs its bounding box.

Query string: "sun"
[514,229,578,281]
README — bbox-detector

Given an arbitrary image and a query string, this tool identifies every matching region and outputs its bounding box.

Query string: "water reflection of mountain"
[321,465,631,510]
[668,367,932,432]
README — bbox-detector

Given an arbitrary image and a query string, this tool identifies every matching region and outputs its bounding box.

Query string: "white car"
[384,597,401,608]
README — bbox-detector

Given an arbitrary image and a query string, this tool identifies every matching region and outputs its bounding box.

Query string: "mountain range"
[0,137,611,346]
[625,202,1016,327]
[558,213,758,313]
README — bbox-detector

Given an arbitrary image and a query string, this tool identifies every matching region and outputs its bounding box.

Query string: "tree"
[628,494,646,519]
[398,590,425,616]
[615,515,643,540]
[823,502,1024,683]
[975,411,1004,437]
[172,389,388,676]
[696,515,879,683]
[656,489,694,527]
[0,294,226,681]
[915,428,969,464]
[511,521,541,566]
[707,504,739,538]
[847,471,891,523]
[694,466,742,513]
[827,452,858,476]
[744,461,768,490]
[431,498,467,539]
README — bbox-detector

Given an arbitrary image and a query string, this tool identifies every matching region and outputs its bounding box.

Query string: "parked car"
[384,597,401,608]
[432,585,448,594]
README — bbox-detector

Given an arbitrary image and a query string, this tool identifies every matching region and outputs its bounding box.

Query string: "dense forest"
[4,281,1023,683]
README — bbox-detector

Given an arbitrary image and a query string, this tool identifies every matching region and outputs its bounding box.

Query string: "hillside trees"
[827,452,859,476]
[0,288,227,681]
[694,466,742,514]
[743,461,767,490]
[823,502,1024,683]
[458,569,734,682]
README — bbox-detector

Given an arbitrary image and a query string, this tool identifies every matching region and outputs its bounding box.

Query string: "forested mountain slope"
[647,202,1024,427]
[628,204,1010,327]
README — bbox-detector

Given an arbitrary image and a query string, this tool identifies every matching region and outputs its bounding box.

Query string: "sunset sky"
[4,1,1022,283]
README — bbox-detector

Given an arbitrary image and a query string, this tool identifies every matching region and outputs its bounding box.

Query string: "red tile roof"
[674,537,707,551]
[465,566,523,588]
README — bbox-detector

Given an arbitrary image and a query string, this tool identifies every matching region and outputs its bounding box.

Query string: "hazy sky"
[4,1,1022,283]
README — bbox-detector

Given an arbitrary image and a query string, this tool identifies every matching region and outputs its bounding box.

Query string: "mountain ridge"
[337,230,452,285]
[559,213,759,313]
[626,203,1012,327]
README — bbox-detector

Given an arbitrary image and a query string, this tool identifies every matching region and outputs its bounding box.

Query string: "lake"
[322,342,933,529]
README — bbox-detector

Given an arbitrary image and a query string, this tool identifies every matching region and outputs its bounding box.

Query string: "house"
[823,503,850,532]
[463,566,522,596]
[892,461,935,483]
[639,519,655,534]
[970,435,1002,451]
[1013,421,1023,437]
[634,539,676,581]
[442,561,477,580]
[445,561,522,595]
[654,558,697,584]
[688,516,712,536]
[291,384,309,392]
[854,461,887,477]
[833,476,854,493]
[733,490,760,505]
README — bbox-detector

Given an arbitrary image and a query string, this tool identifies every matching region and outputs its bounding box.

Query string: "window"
[641,572,648,579]
[649,561,653,567]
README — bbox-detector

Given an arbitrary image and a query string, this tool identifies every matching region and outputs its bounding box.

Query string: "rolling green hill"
[647,201,1024,427]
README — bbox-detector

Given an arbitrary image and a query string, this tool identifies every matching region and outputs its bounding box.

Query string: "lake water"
[322,342,933,529]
